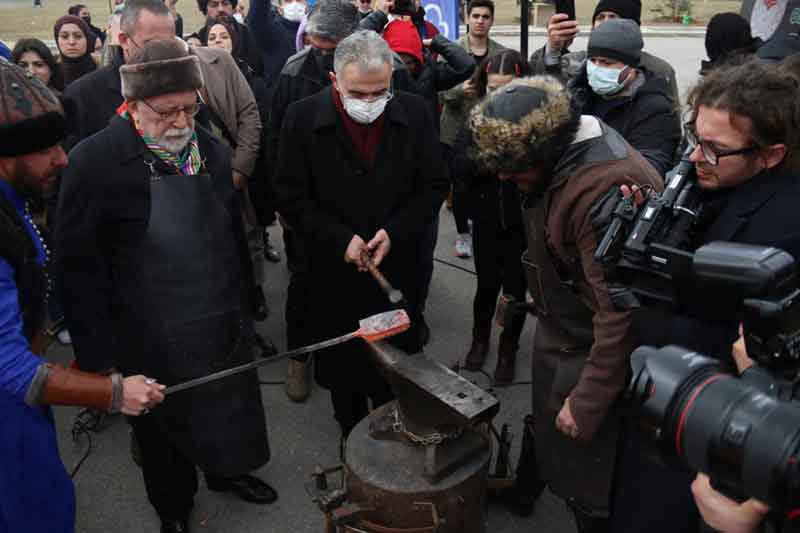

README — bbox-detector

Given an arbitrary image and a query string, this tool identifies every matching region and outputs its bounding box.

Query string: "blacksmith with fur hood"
[468,75,662,530]
[57,39,275,533]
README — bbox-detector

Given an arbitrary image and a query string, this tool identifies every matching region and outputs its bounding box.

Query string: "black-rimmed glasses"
[685,122,758,166]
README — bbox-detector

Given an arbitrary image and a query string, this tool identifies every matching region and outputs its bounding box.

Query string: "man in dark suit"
[274,29,448,441]
[612,59,800,533]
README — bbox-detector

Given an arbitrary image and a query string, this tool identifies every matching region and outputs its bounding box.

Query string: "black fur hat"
[120,38,203,101]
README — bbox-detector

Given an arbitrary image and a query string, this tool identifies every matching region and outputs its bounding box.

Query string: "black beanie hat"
[705,12,757,62]
[592,0,641,26]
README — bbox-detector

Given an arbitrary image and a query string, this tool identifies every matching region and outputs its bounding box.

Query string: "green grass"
[0,0,206,43]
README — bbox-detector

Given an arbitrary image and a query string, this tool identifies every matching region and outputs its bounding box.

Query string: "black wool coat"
[274,89,449,388]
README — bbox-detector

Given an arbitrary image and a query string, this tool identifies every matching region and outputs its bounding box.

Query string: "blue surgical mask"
[586,60,626,96]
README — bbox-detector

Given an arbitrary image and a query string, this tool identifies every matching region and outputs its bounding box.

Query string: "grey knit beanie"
[587,18,643,66]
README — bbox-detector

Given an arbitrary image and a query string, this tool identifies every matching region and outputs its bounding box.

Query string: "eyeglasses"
[140,99,201,123]
[684,122,758,166]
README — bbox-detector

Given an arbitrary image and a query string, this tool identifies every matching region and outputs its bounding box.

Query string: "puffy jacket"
[568,65,681,176]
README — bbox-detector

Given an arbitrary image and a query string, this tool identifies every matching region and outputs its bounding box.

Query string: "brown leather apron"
[523,190,622,514]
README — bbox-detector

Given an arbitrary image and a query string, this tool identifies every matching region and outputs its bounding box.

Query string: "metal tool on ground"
[308,341,501,532]
[164,310,411,396]
[361,251,405,306]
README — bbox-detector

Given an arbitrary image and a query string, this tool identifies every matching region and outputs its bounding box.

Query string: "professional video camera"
[623,243,800,510]
[594,146,705,310]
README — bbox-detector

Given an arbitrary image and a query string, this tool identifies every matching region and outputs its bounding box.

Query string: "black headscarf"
[702,12,761,74]
[53,15,97,86]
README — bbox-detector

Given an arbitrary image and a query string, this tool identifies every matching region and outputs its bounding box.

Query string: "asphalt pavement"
[47,35,706,533]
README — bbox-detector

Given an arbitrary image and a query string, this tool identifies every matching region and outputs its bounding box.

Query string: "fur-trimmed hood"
[468,76,577,174]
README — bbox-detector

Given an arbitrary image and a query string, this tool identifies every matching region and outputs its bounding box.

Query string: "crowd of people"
[2,0,800,532]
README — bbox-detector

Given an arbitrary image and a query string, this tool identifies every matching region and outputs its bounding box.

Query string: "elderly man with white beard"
[57,38,275,533]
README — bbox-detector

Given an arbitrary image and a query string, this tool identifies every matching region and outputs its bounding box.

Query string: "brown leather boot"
[494,333,518,386]
[464,327,490,371]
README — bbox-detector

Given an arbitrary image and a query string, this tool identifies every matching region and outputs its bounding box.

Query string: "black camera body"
[595,148,705,310]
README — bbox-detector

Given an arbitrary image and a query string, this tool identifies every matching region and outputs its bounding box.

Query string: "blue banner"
[422,0,460,40]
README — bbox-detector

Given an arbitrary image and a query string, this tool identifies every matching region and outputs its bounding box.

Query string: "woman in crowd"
[53,15,97,86]
[12,38,65,93]
[452,50,531,385]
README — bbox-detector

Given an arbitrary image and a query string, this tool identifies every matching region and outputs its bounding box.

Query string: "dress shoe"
[285,358,311,402]
[160,518,190,533]
[207,474,278,504]
[464,327,490,371]
[493,333,518,386]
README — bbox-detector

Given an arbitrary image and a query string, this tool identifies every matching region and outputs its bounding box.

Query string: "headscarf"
[53,15,97,86]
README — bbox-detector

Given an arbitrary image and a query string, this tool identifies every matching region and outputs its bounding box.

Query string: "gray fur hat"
[468,76,579,174]
[120,38,203,101]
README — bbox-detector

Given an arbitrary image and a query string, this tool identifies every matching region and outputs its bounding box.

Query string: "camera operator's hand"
[692,474,769,533]
[555,397,580,439]
[732,324,756,374]
[620,184,650,206]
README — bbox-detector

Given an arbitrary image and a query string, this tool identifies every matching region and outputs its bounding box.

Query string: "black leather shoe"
[207,474,278,504]
[160,518,190,533]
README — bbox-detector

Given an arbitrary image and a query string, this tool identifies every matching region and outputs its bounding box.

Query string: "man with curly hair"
[468,75,662,532]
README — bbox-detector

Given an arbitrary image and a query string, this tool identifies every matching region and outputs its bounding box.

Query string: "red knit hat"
[382,20,423,67]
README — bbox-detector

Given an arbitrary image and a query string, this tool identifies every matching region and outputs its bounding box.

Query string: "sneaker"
[454,234,473,258]
[57,329,72,345]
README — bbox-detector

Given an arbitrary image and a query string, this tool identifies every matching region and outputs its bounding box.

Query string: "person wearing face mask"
[247,0,308,88]
[54,15,98,87]
[274,29,448,449]
[196,0,263,77]
[58,39,278,533]
[531,0,679,106]
[568,18,680,176]
[69,4,106,48]
[362,12,473,347]
[270,0,413,403]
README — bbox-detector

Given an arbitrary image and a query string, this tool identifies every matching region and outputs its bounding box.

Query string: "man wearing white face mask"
[248,0,307,88]
[274,30,448,445]
[568,18,680,176]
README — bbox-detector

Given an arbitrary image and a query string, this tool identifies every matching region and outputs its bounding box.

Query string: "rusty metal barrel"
[341,401,491,533]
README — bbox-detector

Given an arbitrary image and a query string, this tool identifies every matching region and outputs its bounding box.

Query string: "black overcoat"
[274,88,448,389]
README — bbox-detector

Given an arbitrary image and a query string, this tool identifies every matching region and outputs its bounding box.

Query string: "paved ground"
[45,36,706,533]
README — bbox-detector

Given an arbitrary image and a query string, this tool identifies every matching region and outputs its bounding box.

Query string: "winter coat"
[246,0,301,88]
[268,46,414,170]
[633,167,800,362]
[359,11,475,122]
[569,65,681,176]
[438,34,506,146]
[450,124,521,229]
[530,45,680,105]
[273,88,449,388]
[522,117,662,511]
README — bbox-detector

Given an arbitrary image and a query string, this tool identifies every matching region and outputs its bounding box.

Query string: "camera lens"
[629,345,800,509]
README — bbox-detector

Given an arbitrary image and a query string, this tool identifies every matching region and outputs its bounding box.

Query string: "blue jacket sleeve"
[0,258,44,404]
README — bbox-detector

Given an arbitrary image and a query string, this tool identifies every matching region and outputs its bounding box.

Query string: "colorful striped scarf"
[117,102,204,176]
